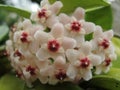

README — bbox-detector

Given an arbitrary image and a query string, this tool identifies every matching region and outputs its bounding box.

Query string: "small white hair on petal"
[22,19,32,29]
[67,65,77,80]
[88,54,102,66]
[104,30,114,40]
[54,56,66,68]
[73,7,85,20]
[34,30,53,44]
[66,49,79,63]
[30,12,38,22]
[51,23,64,38]
[50,1,63,14]
[82,69,92,81]
[83,22,95,34]
[46,15,59,28]
[93,25,103,38]
[80,41,92,55]
[13,31,22,43]
[59,13,70,24]
[62,37,77,50]
[41,0,49,7]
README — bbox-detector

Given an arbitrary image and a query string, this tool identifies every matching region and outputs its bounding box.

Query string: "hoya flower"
[95,58,112,74]
[35,23,76,61]
[59,8,95,47]
[66,42,102,81]
[31,0,63,27]
[91,26,116,60]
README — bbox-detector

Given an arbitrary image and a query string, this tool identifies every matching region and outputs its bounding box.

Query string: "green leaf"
[50,0,110,14]
[0,74,25,90]
[50,0,112,30]
[0,4,30,18]
[0,25,9,44]
[81,68,120,90]
[0,57,11,76]
[24,81,83,90]
[112,37,120,68]
[0,45,5,51]
[85,6,112,30]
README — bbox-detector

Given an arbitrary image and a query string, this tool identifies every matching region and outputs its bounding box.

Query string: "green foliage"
[25,81,83,90]
[0,74,25,90]
[0,4,30,19]
[81,68,120,90]
[112,37,120,68]
[85,6,112,30]
[0,25,9,44]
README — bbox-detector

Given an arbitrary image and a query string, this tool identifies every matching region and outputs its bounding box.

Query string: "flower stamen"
[99,39,109,49]
[80,57,90,68]
[104,58,111,66]
[38,9,47,19]
[47,40,60,52]
[26,66,36,75]
[71,21,81,32]
[20,32,29,43]
[55,69,66,80]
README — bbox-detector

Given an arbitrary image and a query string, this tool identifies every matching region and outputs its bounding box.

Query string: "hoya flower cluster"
[6,0,116,86]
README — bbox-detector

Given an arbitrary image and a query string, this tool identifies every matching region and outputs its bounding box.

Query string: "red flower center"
[104,58,111,66]
[71,21,81,32]
[47,40,60,52]
[55,69,66,80]
[99,39,109,49]
[20,32,29,43]
[38,9,47,18]
[26,66,36,75]
[14,50,22,57]
[16,71,22,78]
[80,57,90,68]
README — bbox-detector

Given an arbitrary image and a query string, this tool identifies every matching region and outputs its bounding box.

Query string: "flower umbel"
[6,0,116,86]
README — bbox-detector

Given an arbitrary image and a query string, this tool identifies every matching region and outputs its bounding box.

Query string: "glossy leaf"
[0,74,25,90]
[50,0,110,13]
[112,37,120,68]
[0,25,9,44]
[81,68,120,90]
[24,81,83,90]
[85,6,112,30]
[0,4,30,18]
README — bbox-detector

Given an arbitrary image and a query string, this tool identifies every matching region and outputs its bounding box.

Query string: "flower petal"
[67,65,77,79]
[59,13,70,24]
[41,0,49,7]
[80,41,92,55]
[83,22,95,34]
[50,1,63,14]
[54,56,66,68]
[82,69,92,81]
[88,54,102,66]
[36,47,50,61]
[51,23,64,38]
[104,30,113,40]
[95,66,102,74]
[62,37,76,50]
[34,30,53,45]
[29,40,39,54]
[66,49,79,62]
[46,15,59,28]
[93,26,103,38]
[73,7,85,20]
[74,35,85,47]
